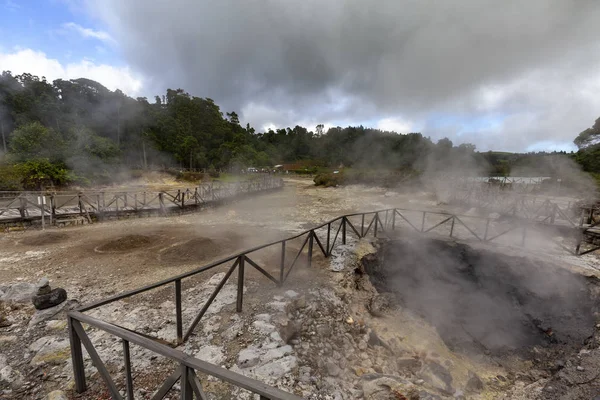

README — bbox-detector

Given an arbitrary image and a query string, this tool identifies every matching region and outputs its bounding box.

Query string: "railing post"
[67,315,86,393]
[374,213,378,237]
[180,365,193,400]
[361,214,365,237]
[391,209,396,231]
[326,223,331,255]
[18,196,27,218]
[123,339,134,400]
[159,192,166,215]
[280,241,286,285]
[421,211,426,232]
[175,279,183,343]
[308,231,314,268]
[342,218,347,244]
[237,256,245,313]
[450,216,455,237]
[484,218,490,241]
[50,194,56,222]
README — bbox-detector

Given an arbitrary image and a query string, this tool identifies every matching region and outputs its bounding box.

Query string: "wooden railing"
[0,176,283,225]
[67,207,595,399]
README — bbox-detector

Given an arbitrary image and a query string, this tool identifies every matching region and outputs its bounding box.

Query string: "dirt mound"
[96,235,156,253]
[20,232,69,246]
[159,237,225,264]
[364,237,597,357]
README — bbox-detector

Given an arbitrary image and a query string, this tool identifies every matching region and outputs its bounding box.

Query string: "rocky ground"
[1,178,599,399]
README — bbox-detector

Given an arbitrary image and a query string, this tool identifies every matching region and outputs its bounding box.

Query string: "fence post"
[50,194,56,223]
[175,279,183,343]
[326,223,331,255]
[421,211,426,232]
[308,231,314,268]
[18,196,27,218]
[484,218,490,241]
[342,218,347,244]
[550,204,557,224]
[159,192,166,215]
[180,365,193,400]
[450,216,455,237]
[122,339,134,400]
[280,241,286,285]
[67,315,86,393]
[237,256,245,313]
[361,214,365,237]
[392,209,396,231]
[374,214,378,237]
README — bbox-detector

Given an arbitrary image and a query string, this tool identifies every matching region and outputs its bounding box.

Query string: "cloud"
[0,48,144,96]
[86,0,600,150]
[62,22,115,44]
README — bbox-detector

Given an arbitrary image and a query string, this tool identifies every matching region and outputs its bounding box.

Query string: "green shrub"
[314,172,342,187]
[0,164,24,191]
[15,159,74,190]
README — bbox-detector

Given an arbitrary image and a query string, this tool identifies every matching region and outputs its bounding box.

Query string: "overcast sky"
[1,0,600,152]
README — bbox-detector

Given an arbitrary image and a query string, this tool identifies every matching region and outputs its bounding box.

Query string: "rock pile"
[32,278,67,310]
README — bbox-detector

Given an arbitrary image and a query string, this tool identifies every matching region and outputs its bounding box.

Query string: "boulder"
[32,288,67,310]
[1,282,37,303]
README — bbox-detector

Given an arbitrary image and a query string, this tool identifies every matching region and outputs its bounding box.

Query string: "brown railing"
[67,207,594,399]
[0,176,283,225]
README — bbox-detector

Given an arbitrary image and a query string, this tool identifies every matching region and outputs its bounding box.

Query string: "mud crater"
[95,234,159,253]
[364,237,598,357]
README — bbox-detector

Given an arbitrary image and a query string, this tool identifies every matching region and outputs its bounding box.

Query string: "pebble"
[577,366,585,372]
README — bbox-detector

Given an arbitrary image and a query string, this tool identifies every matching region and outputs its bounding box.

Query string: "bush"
[314,172,342,187]
[176,171,205,182]
[0,164,24,191]
[15,159,74,190]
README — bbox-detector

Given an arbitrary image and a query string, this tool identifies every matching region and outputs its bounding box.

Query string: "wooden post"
[392,209,396,231]
[342,218,347,244]
[484,218,490,241]
[175,279,183,343]
[122,339,134,400]
[68,316,86,393]
[308,231,314,268]
[134,194,138,211]
[236,256,245,313]
[450,216,455,237]
[361,214,365,237]
[180,365,193,400]
[326,223,331,255]
[159,193,166,216]
[18,196,27,218]
[374,214,378,237]
[280,241,286,285]
[421,211,426,232]
[194,188,198,205]
[50,194,56,223]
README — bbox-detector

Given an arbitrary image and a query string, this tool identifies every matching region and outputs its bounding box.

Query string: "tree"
[574,117,600,149]
[9,122,65,162]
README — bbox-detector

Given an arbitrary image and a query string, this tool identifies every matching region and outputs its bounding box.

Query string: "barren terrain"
[1,177,599,399]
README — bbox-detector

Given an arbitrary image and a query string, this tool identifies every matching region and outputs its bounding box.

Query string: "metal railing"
[67,207,594,399]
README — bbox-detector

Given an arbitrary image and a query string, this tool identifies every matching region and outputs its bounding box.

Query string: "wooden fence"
[0,176,283,226]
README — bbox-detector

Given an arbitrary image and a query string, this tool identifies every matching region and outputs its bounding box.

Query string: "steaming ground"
[0,177,439,293]
[1,176,599,399]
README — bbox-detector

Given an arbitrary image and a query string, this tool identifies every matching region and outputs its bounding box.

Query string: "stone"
[37,277,51,295]
[576,366,585,372]
[45,320,66,332]
[368,293,395,317]
[28,300,69,327]
[284,290,299,299]
[0,282,37,303]
[326,361,341,377]
[419,361,454,395]
[46,390,68,400]
[195,345,225,365]
[0,336,17,344]
[238,347,261,369]
[29,336,71,366]
[0,365,24,390]
[396,357,422,372]
[33,288,67,310]
[465,371,484,393]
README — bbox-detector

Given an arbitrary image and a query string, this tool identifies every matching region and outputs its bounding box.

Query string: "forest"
[0,71,598,190]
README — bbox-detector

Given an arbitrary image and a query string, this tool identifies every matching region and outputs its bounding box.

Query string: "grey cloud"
[90,0,600,150]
